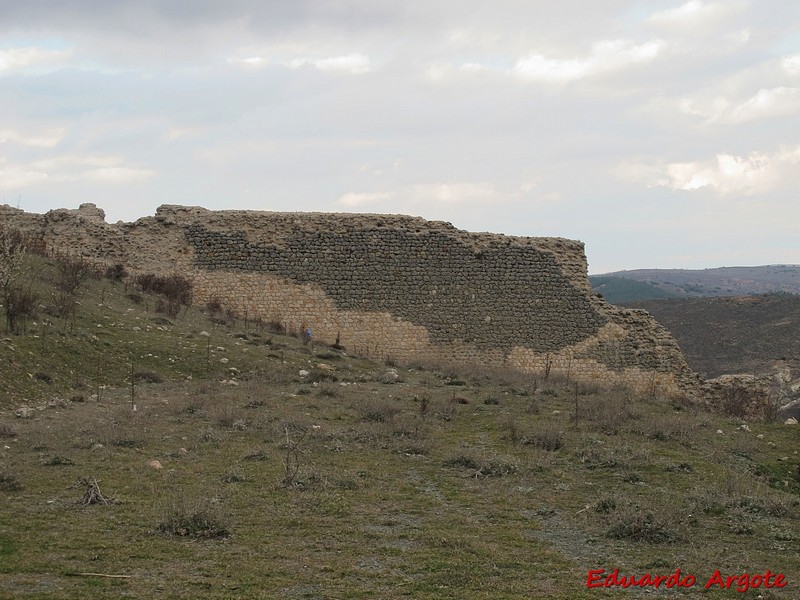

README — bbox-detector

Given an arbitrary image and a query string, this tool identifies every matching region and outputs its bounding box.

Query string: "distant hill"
[624,294,800,378]
[590,265,800,303]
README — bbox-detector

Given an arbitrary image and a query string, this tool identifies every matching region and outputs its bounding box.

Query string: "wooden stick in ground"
[65,573,132,579]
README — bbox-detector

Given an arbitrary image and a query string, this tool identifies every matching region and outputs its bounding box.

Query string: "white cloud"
[286,54,371,74]
[647,1,741,29]
[730,87,800,122]
[337,182,514,209]
[678,87,800,123]
[0,46,71,72]
[617,146,800,195]
[408,182,500,204]
[80,166,154,183]
[0,155,154,189]
[0,164,51,188]
[513,39,664,82]
[228,56,269,68]
[0,127,66,148]
[336,191,395,207]
[230,52,372,74]
[783,54,800,76]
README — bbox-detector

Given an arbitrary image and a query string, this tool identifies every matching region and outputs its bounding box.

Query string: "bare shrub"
[443,454,480,470]
[630,412,697,442]
[211,403,242,429]
[133,370,164,384]
[157,497,230,538]
[76,477,116,505]
[417,394,431,417]
[606,505,679,543]
[359,399,401,423]
[435,397,459,421]
[443,453,519,478]
[0,472,22,492]
[522,424,564,451]
[206,297,223,314]
[502,416,523,444]
[221,471,246,483]
[137,273,192,318]
[104,263,128,282]
[581,393,639,435]
[4,285,38,334]
[316,383,338,398]
[55,254,92,319]
[575,446,623,470]
[266,320,285,335]
[0,225,27,332]
[307,368,337,383]
[0,422,18,438]
[44,455,75,466]
[278,422,312,488]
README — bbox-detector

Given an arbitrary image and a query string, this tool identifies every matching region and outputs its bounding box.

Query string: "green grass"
[0,255,798,598]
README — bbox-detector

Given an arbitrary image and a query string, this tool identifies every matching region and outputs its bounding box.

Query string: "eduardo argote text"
[587,568,788,593]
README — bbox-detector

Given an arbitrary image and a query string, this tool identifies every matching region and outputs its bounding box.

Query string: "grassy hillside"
[589,276,680,304]
[625,295,800,379]
[592,265,800,302]
[1,255,798,599]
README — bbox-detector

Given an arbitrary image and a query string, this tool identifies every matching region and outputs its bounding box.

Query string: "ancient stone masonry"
[184,224,606,352]
[0,203,698,396]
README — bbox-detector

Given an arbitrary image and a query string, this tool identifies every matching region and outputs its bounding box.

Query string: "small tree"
[56,254,91,324]
[0,225,28,333]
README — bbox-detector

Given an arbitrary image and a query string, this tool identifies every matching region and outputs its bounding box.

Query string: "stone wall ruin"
[0,203,698,396]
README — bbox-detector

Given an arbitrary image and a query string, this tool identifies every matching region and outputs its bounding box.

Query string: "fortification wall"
[0,203,698,396]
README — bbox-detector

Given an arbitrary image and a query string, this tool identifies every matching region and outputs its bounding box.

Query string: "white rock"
[15,406,34,418]
[148,459,163,470]
[299,369,310,377]
[739,424,751,432]
[785,417,798,425]
[199,331,210,337]
[220,357,229,364]
[716,429,724,435]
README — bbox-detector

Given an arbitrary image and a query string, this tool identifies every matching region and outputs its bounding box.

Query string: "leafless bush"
[4,285,38,334]
[1,225,33,333]
[76,477,117,505]
[580,393,640,435]
[359,399,401,423]
[606,503,680,543]
[133,370,164,384]
[157,497,230,538]
[104,263,128,282]
[0,472,22,492]
[56,254,91,319]
[522,424,564,451]
[137,273,192,318]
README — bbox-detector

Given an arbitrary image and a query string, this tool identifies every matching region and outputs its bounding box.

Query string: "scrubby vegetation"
[0,251,798,598]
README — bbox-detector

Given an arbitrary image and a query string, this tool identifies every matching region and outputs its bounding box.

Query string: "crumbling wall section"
[0,203,697,396]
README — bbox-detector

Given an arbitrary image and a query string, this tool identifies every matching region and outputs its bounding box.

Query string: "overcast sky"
[1,1,799,273]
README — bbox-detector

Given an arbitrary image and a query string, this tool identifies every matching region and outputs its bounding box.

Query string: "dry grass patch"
[157,497,230,539]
